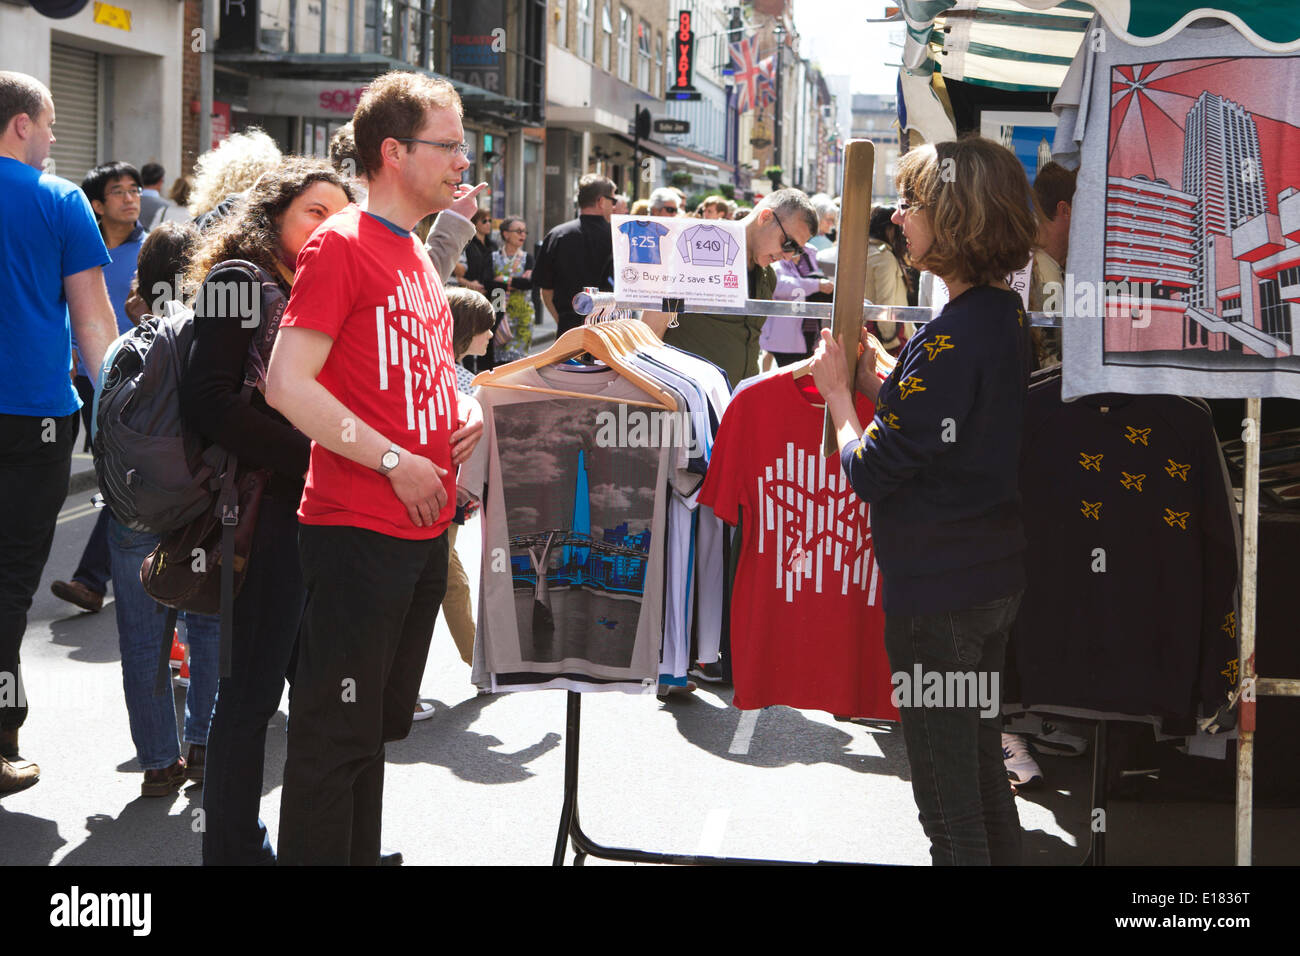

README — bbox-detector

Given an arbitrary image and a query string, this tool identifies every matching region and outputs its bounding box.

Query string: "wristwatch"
[379,442,401,475]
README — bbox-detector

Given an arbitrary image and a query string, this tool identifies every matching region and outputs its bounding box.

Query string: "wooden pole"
[823,139,876,456]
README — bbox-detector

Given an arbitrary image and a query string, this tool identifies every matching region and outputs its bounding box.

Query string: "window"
[637,19,651,91]
[655,31,663,96]
[618,8,631,82]
[601,2,612,72]
[555,0,567,48]
[578,0,593,60]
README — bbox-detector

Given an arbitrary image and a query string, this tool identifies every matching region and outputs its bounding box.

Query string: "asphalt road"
[1,454,1296,867]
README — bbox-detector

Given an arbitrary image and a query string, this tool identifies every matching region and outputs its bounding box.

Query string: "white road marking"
[729,709,759,755]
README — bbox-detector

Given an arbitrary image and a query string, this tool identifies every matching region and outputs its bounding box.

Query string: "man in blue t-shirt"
[0,72,119,796]
[50,162,149,618]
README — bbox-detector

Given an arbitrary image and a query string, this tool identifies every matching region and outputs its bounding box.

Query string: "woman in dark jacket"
[179,158,353,865]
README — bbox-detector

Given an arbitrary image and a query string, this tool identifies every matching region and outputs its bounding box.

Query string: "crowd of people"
[0,59,1080,866]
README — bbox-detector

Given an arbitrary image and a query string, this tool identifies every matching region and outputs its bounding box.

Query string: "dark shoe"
[379,849,403,866]
[0,727,18,761]
[185,744,205,782]
[141,758,187,797]
[50,579,104,613]
[0,756,40,797]
[688,661,727,684]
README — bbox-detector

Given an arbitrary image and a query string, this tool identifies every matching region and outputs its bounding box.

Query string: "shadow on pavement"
[658,692,912,777]
[48,610,120,665]
[388,694,561,784]
[0,805,67,865]
[55,786,204,866]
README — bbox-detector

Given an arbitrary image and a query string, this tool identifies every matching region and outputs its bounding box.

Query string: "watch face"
[382,450,399,470]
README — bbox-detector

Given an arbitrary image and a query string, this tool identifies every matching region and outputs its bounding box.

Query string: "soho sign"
[319,87,367,114]
[247,79,371,119]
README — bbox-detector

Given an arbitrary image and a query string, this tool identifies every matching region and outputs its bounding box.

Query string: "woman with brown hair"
[179,156,354,865]
[811,136,1038,866]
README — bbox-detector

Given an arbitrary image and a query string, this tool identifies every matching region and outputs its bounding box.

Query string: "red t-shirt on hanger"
[698,370,898,720]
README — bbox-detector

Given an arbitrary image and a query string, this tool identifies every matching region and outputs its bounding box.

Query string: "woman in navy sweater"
[811,137,1038,865]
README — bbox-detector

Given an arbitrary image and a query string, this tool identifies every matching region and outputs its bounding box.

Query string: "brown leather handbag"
[140,465,268,614]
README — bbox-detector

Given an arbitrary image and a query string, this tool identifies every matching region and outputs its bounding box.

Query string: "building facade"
[544,0,670,228]
[850,92,899,206]
[1,0,187,187]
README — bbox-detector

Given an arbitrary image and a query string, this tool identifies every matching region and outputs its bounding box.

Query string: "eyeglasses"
[897,198,927,214]
[106,186,143,199]
[503,227,527,234]
[395,137,471,157]
[771,210,803,255]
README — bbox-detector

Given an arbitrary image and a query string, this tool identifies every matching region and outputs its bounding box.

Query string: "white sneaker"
[1002,733,1043,789]
[412,701,435,721]
[1030,722,1088,757]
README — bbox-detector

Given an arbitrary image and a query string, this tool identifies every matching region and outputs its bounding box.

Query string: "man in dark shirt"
[535,174,616,335]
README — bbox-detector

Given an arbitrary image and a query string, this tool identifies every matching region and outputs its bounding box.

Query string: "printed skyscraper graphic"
[1101,58,1300,363]
[757,442,879,604]
[374,269,458,444]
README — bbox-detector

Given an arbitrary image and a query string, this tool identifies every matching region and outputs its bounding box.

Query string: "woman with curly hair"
[179,157,354,865]
[187,127,283,229]
[811,136,1038,866]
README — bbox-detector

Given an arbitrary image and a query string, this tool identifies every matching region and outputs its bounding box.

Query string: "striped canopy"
[898,1,1300,142]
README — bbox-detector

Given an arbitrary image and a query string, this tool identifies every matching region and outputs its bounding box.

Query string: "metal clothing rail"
[573,290,1066,327]
[551,692,1113,866]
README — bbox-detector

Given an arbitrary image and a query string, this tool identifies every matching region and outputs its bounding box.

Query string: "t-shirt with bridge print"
[280,204,459,539]
[698,370,899,720]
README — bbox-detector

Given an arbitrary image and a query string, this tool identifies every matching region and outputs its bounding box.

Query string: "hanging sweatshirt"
[840,284,1031,615]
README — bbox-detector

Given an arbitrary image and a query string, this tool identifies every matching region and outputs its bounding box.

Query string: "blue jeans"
[883,591,1024,866]
[202,493,305,865]
[107,517,220,770]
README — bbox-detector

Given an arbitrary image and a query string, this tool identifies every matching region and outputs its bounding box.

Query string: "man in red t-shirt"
[266,71,484,865]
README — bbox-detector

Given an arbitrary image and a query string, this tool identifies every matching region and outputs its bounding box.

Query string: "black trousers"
[277,524,449,865]
[0,411,77,731]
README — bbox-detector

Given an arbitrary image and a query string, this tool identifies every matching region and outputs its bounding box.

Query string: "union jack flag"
[729,35,765,113]
[756,56,776,111]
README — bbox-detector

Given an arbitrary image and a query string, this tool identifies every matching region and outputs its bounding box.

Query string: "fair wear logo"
[890,665,1000,718]
[49,887,151,936]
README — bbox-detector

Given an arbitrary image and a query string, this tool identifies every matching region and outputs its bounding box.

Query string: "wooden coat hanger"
[473,319,678,411]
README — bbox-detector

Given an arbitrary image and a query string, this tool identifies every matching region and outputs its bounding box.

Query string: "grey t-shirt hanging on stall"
[1054,15,1300,400]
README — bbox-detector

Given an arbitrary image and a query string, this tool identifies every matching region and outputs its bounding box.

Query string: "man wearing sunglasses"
[644,188,819,390]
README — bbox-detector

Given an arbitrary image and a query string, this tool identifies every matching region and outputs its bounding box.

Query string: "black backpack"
[91,260,289,683]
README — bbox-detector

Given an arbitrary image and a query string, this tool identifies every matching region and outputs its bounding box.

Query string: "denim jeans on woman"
[106,517,220,771]
[883,590,1024,866]
[202,492,305,865]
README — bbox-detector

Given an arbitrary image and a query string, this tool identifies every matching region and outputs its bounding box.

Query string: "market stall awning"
[896,1,1300,143]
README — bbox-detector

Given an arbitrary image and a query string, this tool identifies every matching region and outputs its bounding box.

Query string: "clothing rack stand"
[573,291,1066,329]
[551,691,869,866]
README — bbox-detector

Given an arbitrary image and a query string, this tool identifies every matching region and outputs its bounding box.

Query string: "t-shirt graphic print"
[618,219,671,265]
[374,268,459,446]
[677,224,741,268]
